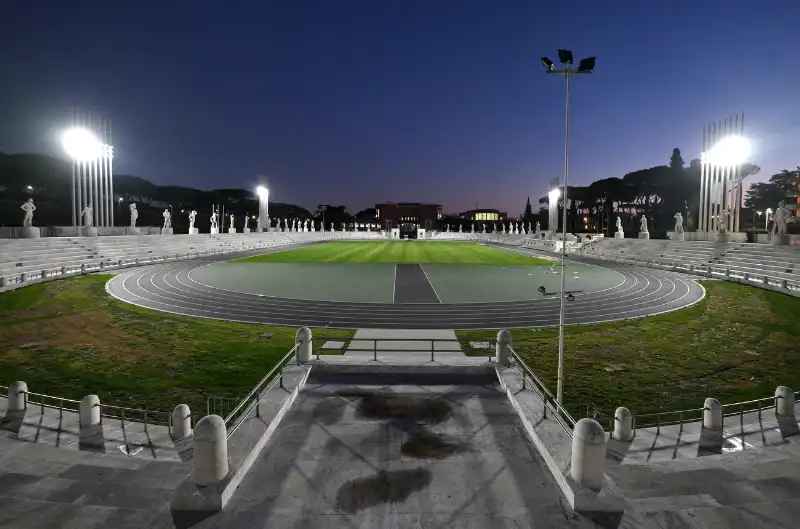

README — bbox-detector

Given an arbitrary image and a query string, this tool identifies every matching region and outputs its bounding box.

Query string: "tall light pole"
[256,186,269,232]
[541,50,596,405]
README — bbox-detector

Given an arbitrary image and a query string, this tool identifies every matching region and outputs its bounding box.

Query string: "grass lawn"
[235,241,553,265]
[458,281,800,419]
[0,276,353,414]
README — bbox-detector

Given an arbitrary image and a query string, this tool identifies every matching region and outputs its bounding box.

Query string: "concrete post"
[570,418,606,492]
[21,272,28,282]
[8,381,28,411]
[775,386,795,418]
[0,277,6,287]
[703,398,723,431]
[80,395,101,428]
[81,264,87,274]
[613,407,633,442]
[194,415,229,486]
[296,327,312,363]
[171,404,193,440]
[495,329,512,365]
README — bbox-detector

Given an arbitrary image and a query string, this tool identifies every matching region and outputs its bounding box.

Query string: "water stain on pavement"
[335,468,433,513]
[357,392,453,424]
[401,430,468,459]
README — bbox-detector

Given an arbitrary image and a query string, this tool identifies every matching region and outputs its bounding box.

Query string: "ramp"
[206,382,601,528]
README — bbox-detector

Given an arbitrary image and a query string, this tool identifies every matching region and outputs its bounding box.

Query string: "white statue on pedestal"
[266,216,271,230]
[82,204,94,227]
[502,224,506,234]
[21,198,36,227]
[536,221,541,233]
[130,203,138,227]
[639,215,648,234]
[229,214,235,228]
[244,216,249,229]
[493,223,497,233]
[458,225,463,233]
[717,210,729,234]
[162,209,172,229]
[210,211,219,229]
[616,216,623,234]
[188,210,197,229]
[773,201,790,235]
[673,212,684,234]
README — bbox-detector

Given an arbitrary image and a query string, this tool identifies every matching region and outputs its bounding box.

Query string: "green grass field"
[0,276,352,413]
[458,281,800,417]
[235,241,554,265]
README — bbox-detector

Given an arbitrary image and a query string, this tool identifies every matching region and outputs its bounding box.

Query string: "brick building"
[375,202,442,231]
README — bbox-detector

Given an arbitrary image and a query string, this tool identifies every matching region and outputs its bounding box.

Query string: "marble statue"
[773,201,790,235]
[229,214,235,228]
[82,204,93,227]
[639,215,648,234]
[536,221,541,233]
[20,198,36,227]
[129,203,138,227]
[244,216,249,229]
[493,223,497,233]
[188,210,197,229]
[616,216,623,233]
[445,225,449,232]
[502,224,506,234]
[304,219,309,232]
[470,224,475,233]
[527,222,531,233]
[341,222,346,231]
[458,225,463,233]
[311,220,316,232]
[717,210,729,234]
[482,223,486,233]
[673,212,684,234]
[210,211,219,229]
[162,209,172,229]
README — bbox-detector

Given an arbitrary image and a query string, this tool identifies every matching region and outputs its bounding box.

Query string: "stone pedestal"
[210,227,219,235]
[772,234,791,245]
[715,232,733,243]
[228,228,236,234]
[614,231,624,239]
[22,227,40,238]
[638,232,650,240]
[162,228,173,235]
[671,232,685,241]
[80,227,98,237]
[128,227,141,235]
[243,228,250,234]
[188,227,199,235]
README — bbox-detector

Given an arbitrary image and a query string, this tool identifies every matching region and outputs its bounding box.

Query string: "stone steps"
[0,496,162,529]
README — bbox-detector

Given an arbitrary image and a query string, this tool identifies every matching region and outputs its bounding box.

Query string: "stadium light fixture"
[704,136,751,167]
[61,128,103,161]
[542,48,596,405]
[256,185,269,199]
[548,188,561,202]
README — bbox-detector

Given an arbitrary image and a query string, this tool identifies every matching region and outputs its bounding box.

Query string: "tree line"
[528,147,797,236]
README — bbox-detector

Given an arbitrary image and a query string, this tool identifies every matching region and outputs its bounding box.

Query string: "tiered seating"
[580,238,800,297]
[0,238,96,279]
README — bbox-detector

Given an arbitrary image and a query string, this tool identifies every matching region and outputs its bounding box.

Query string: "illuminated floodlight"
[61,128,103,161]
[549,188,561,202]
[704,136,751,166]
[256,186,269,199]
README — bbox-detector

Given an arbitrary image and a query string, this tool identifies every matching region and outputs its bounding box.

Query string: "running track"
[105,243,706,329]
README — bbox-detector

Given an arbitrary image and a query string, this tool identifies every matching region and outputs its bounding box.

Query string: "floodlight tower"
[541,50,596,405]
[256,186,269,232]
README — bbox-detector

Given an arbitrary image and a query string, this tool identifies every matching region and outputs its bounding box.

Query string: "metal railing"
[307,336,493,362]
[6,388,176,436]
[507,345,578,437]
[219,343,301,438]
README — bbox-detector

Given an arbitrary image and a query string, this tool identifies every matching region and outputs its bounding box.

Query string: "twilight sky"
[1,0,798,215]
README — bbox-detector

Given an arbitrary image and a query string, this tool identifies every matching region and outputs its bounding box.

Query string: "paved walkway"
[318,328,492,366]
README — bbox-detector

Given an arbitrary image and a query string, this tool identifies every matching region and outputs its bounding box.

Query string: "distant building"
[458,209,507,222]
[375,202,442,231]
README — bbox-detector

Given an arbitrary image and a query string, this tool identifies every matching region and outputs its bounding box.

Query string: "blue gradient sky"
[1,0,798,215]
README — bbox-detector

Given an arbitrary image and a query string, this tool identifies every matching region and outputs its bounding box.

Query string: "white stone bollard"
[8,381,28,411]
[296,327,312,362]
[80,394,101,428]
[775,386,795,418]
[570,418,606,491]
[171,404,193,440]
[703,398,723,431]
[613,407,633,442]
[495,329,512,365]
[194,415,229,486]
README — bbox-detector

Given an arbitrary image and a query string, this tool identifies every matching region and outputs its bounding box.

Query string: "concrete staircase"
[0,433,191,529]
[608,439,800,527]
